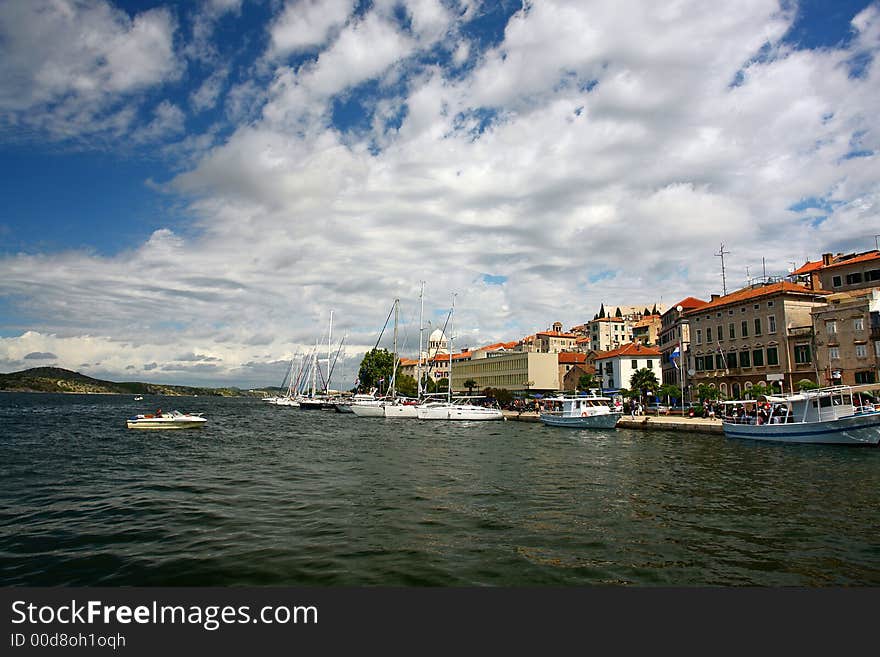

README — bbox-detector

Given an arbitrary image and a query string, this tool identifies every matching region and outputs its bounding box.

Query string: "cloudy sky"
[1,0,878,388]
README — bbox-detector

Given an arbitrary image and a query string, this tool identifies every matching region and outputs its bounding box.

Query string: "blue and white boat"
[539,393,621,429]
[721,385,880,446]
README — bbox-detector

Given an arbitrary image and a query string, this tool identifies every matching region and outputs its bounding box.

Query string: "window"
[631,359,638,369]
[726,352,737,370]
[855,344,867,358]
[718,325,724,340]
[826,320,837,334]
[829,347,840,360]
[706,327,712,342]
[754,318,762,335]
[866,269,880,282]
[741,321,748,337]
[646,360,653,369]
[739,351,751,368]
[854,318,864,331]
[695,356,704,371]
[794,344,811,364]
[855,371,876,384]
[715,354,724,370]
[767,347,779,366]
[754,304,759,309]
[695,329,702,345]
[876,341,880,358]
[752,349,764,366]
[767,301,774,307]
[846,272,863,285]
[728,309,734,316]
[728,323,735,339]
[768,315,777,333]
[832,275,842,288]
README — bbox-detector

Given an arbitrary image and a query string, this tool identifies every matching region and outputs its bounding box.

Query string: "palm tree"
[629,368,659,408]
[464,378,477,395]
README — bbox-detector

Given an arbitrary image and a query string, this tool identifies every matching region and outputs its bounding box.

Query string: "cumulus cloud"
[0,0,180,141]
[2,0,879,386]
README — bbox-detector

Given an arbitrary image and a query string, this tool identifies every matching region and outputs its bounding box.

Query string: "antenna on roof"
[715,243,731,295]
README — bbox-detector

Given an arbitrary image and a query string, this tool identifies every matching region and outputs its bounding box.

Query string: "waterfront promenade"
[502,410,724,434]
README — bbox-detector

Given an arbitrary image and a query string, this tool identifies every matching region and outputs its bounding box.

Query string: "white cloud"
[268,0,355,58]
[0,0,180,140]
[3,0,880,386]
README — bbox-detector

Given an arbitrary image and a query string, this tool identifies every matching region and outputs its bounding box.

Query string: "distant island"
[0,367,268,397]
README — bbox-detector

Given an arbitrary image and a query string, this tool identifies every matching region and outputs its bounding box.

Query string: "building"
[685,281,830,398]
[451,351,559,393]
[557,352,594,391]
[594,343,661,394]
[790,249,880,292]
[659,297,707,389]
[811,289,880,386]
[632,314,661,346]
[588,317,630,352]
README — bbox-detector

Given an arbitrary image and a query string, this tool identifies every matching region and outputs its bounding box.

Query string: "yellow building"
[451,351,559,393]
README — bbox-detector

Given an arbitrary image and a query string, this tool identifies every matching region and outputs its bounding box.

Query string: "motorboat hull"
[351,403,386,418]
[384,404,419,418]
[126,414,206,430]
[540,412,621,429]
[722,412,880,445]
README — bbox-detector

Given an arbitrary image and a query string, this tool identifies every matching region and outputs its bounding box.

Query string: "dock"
[502,409,724,434]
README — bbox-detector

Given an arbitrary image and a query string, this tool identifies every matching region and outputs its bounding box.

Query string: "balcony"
[787,326,813,338]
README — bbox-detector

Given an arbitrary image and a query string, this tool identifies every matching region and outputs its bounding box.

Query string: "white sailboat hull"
[416,404,503,421]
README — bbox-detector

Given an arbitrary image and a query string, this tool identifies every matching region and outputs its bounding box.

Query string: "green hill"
[0,367,252,397]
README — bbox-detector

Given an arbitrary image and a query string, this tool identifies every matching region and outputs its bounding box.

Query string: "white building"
[594,342,662,393]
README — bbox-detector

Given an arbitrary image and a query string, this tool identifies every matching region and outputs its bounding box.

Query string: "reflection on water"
[1,393,879,586]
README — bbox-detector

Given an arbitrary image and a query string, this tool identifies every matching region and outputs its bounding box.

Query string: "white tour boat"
[539,393,621,429]
[721,385,880,446]
[126,409,207,430]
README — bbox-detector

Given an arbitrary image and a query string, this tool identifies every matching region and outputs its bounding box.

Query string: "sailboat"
[416,295,503,421]
[300,311,343,410]
[384,287,423,419]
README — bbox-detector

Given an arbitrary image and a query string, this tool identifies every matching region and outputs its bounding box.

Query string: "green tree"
[696,383,721,402]
[395,374,418,398]
[578,373,597,391]
[658,383,682,405]
[464,378,477,395]
[357,349,395,392]
[483,387,513,405]
[629,368,659,406]
[747,383,773,399]
[798,379,819,391]
[435,378,449,393]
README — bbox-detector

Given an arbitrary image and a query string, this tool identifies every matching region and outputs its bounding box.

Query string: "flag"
[670,345,680,364]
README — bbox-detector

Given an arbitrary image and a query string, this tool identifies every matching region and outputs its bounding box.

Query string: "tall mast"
[326,310,333,395]
[311,337,318,398]
[448,293,456,404]
[390,298,399,400]
[417,282,425,399]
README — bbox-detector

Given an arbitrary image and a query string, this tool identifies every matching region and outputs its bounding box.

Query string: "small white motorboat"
[126,409,207,430]
[134,395,143,401]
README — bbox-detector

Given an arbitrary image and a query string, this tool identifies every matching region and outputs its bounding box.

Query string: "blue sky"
[1,0,878,387]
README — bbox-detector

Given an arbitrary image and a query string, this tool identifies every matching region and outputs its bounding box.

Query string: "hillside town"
[396,246,880,403]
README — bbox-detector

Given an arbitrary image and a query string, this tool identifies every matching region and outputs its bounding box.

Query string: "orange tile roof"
[684,282,828,315]
[594,342,661,359]
[818,250,880,270]
[790,260,823,276]
[558,352,587,364]
[575,336,591,344]
[536,331,577,338]
[671,296,708,311]
[592,317,624,323]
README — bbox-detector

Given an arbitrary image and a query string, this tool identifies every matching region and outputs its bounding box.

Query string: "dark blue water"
[1,393,879,586]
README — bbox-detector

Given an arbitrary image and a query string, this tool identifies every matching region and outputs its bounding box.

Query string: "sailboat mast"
[417,282,425,399]
[326,310,333,394]
[449,293,456,404]
[391,298,399,400]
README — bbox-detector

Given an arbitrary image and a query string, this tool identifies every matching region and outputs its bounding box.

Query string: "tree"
[578,373,597,391]
[598,303,606,318]
[798,379,819,391]
[483,387,513,405]
[747,383,773,399]
[615,307,623,318]
[395,374,418,398]
[629,368,659,406]
[464,378,477,395]
[435,378,449,393]
[659,383,682,405]
[696,383,721,402]
[357,349,395,392]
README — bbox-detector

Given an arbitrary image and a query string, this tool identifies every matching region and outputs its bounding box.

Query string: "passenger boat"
[126,409,207,430]
[539,393,621,429]
[721,385,880,446]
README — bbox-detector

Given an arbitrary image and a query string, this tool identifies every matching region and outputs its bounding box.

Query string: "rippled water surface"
[2,393,879,586]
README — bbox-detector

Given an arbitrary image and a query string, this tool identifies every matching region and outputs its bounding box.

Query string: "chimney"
[821,253,833,266]
[711,293,720,301]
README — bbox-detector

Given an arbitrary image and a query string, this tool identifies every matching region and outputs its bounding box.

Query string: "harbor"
[2,391,879,587]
